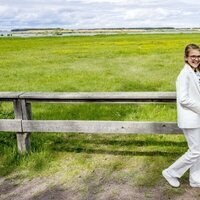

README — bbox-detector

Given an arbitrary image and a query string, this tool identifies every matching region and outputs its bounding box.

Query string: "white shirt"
[195,70,200,86]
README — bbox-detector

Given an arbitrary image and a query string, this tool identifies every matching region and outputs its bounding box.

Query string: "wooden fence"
[0,92,181,154]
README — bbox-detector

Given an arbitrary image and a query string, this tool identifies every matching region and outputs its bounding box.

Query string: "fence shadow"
[50,133,187,157]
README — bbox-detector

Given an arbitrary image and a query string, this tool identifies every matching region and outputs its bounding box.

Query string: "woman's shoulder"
[176,65,189,81]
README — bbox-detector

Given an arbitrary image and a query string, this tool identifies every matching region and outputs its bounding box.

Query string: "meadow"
[1,34,200,199]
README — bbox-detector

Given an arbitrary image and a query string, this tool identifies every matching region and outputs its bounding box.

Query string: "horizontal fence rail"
[0,92,181,153]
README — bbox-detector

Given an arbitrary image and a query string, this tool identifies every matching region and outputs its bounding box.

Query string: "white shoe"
[162,169,180,187]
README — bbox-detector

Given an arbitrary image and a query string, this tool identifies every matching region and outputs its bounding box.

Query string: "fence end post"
[13,99,32,154]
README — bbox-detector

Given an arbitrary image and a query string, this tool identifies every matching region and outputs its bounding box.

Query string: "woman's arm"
[176,70,200,114]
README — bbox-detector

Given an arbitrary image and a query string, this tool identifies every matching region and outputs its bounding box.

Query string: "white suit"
[167,63,200,186]
[176,63,200,128]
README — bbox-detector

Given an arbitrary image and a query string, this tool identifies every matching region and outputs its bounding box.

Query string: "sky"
[0,0,200,30]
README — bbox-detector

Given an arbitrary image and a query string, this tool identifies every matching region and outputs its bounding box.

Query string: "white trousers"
[166,128,200,185]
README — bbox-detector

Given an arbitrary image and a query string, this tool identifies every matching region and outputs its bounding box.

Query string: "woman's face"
[185,49,200,69]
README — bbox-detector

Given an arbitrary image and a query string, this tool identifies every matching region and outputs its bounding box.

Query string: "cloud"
[0,0,200,30]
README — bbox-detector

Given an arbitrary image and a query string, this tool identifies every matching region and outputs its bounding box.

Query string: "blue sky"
[0,0,200,30]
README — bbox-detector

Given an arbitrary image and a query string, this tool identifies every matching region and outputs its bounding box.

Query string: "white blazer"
[176,63,200,128]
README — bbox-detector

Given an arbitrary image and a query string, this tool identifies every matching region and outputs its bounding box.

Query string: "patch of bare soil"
[94,183,147,200]
[0,175,54,200]
[173,186,200,200]
[1,174,200,200]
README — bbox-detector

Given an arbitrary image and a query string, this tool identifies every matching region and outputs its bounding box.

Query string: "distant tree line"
[11,28,64,32]
[10,27,200,32]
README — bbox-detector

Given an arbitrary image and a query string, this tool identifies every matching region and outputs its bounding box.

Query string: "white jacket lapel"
[184,63,200,95]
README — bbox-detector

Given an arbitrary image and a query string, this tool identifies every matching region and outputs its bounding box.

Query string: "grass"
[1,33,200,199]
[0,34,197,92]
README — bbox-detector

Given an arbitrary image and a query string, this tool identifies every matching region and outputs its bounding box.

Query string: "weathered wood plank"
[13,99,22,119]
[13,100,31,154]
[22,120,182,134]
[19,92,176,102]
[0,92,24,101]
[0,119,22,132]
[21,101,32,120]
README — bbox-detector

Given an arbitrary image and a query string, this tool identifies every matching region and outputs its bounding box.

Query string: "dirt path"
[1,174,200,200]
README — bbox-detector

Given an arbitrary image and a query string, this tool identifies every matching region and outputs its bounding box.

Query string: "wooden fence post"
[13,99,32,154]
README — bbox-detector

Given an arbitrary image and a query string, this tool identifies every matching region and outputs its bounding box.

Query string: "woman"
[162,44,200,187]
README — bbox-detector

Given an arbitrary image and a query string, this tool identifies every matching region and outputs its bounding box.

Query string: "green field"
[1,34,200,199]
[0,34,194,92]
